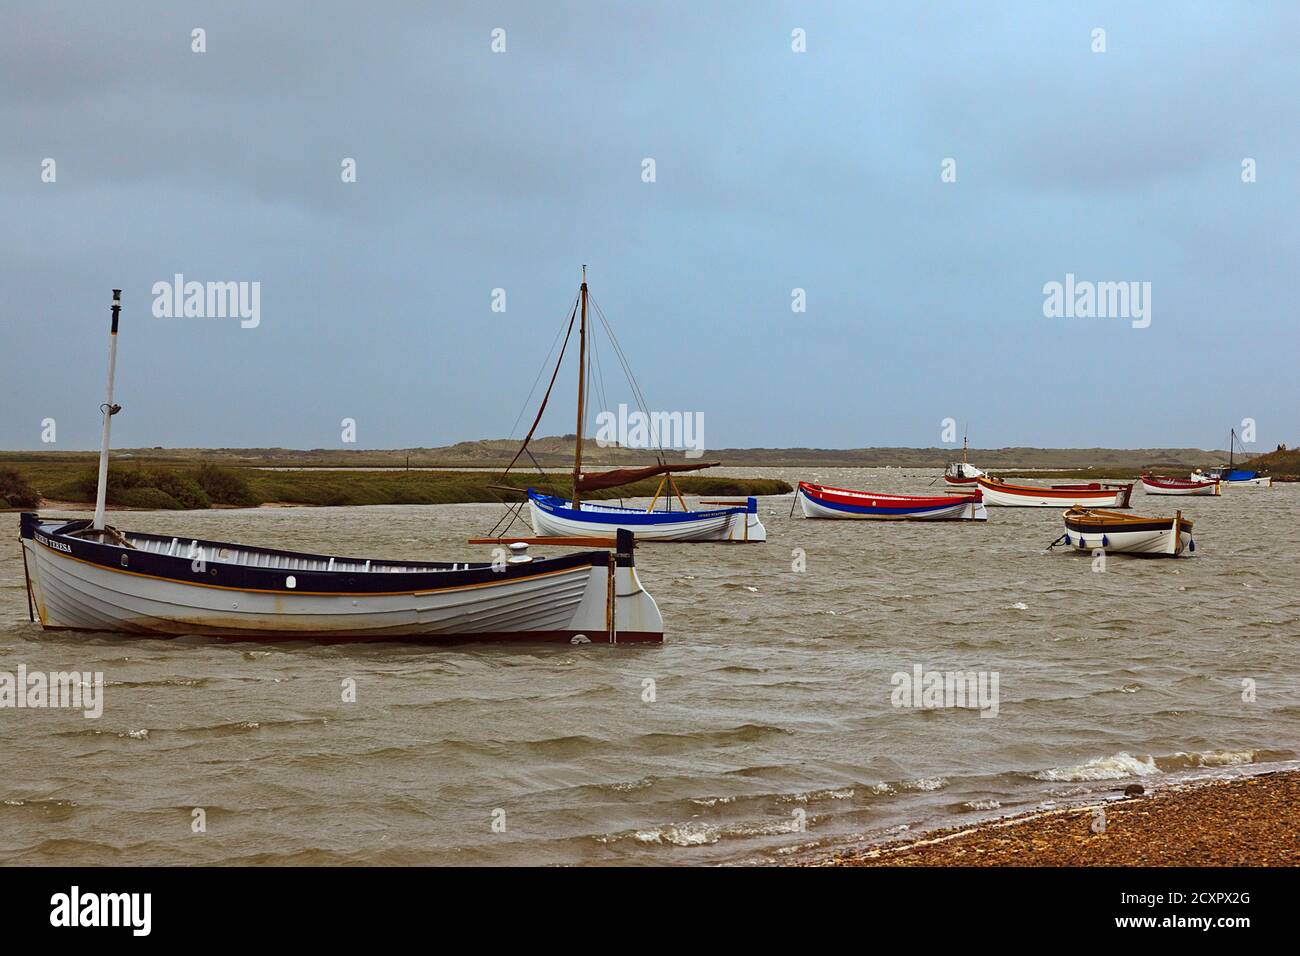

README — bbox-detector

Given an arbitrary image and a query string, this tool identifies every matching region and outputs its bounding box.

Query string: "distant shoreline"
[804,770,1300,867]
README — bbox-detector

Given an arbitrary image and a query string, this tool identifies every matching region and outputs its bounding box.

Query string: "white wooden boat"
[20,515,662,642]
[1141,474,1220,496]
[797,481,986,520]
[17,290,664,644]
[1061,507,1195,557]
[976,476,1134,508]
[529,490,764,541]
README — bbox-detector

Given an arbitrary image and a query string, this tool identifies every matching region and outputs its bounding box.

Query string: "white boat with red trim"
[797,481,986,520]
[977,476,1133,508]
[1141,474,1220,496]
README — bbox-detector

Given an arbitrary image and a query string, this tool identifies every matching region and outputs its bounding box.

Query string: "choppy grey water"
[2,468,1297,865]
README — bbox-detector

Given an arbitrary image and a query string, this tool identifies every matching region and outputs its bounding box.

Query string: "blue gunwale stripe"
[528,490,743,525]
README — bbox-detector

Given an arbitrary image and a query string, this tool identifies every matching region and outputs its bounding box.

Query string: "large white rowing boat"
[17,291,664,644]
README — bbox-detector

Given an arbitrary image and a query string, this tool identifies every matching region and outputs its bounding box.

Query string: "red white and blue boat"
[1141,474,1220,496]
[797,481,986,521]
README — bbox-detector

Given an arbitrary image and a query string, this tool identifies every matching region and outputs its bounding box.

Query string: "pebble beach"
[808,770,1300,867]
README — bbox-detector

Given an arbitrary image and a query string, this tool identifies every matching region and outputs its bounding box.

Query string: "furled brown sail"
[576,461,719,492]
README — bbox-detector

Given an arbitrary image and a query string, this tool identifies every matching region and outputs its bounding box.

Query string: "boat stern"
[612,529,664,641]
[725,497,766,541]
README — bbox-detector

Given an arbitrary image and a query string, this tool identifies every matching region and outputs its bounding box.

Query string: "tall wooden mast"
[572,265,588,509]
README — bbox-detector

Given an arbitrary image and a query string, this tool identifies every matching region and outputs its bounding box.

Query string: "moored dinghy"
[530,489,763,541]
[17,290,665,644]
[797,482,986,520]
[1061,507,1194,557]
[1141,474,1220,496]
[977,476,1134,508]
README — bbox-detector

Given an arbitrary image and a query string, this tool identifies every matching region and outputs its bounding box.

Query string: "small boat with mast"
[18,292,665,644]
[943,430,984,486]
[495,268,766,543]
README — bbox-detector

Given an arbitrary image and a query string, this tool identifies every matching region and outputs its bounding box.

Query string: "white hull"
[1064,525,1192,556]
[799,491,986,521]
[979,483,1132,508]
[1141,479,1220,496]
[529,499,766,542]
[21,525,662,643]
[1191,472,1272,488]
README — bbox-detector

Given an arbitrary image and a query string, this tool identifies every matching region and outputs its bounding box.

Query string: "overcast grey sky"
[3,1,1297,452]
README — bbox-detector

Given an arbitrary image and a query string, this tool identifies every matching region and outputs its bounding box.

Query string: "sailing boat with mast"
[499,268,766,542]
[943,428,984,486]
[1192,428,1272,487]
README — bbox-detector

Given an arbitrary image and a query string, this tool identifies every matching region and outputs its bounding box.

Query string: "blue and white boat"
[1192,429,1273,487]
[491,267,768,544]
[529,489,765,542]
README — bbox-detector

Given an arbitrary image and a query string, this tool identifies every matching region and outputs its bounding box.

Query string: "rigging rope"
[587,293,666,466]
[497,297,578,481]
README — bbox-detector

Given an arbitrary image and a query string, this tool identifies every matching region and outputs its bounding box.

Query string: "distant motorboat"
[1061,507,1194,557]
[943,430,983,485]
[1193,468,1271,488]
[797,481,987,520]
[1142,474,1221,496]
[1194,428,1273,486]
[977,476,1133,508]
